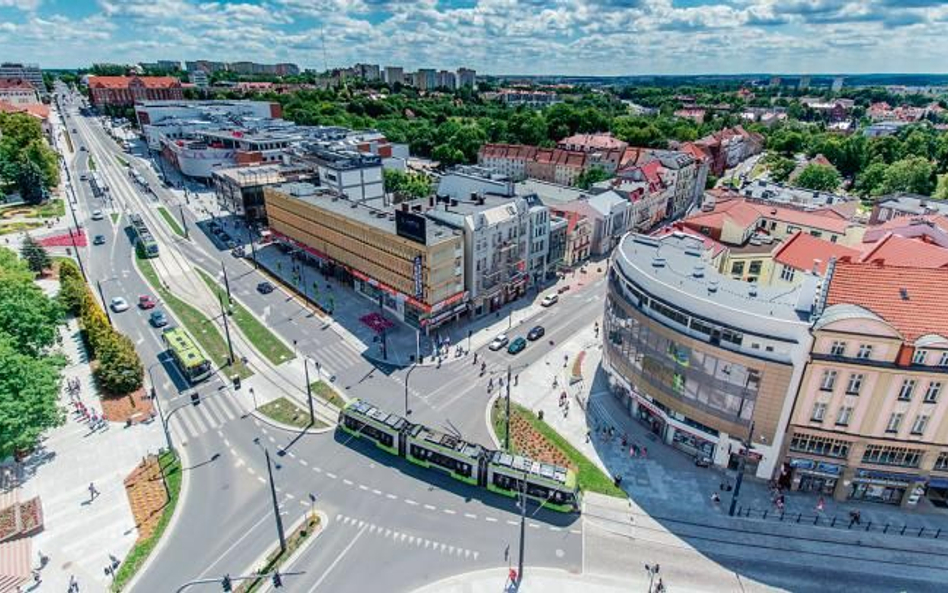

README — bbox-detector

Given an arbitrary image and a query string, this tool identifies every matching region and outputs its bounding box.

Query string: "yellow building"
[264,183,466,329]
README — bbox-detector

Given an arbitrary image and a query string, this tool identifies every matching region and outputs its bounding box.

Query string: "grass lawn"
[110,212,120,224]
[136,253,252,379]
[0,220,44,235]
[258,397,323,429]
[111,451,182,592]
[0,200,65,220]
[492,401,625,498]
[36,199,66,218]
[157,206,186,238]
[235,514,321,593]
[310,380,345,409]
[88,155,96,171]
[196,269,295,366]
[115,155,129,167]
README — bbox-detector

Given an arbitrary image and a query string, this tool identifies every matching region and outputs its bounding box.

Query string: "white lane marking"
[299,459,308,466]
[358,484,369,491]
[506,520,518,526]
[405,499,419,506]
[307,524,368,592]
[443,509,456,515]
[256,476,266,484]
[326,472,337,479]
[464,513,477,519]
[549,527,562,532]
[485,517,498,523]
[372,489,382,496]
[570,529,582,535]
[314,467,322,473]
[386,494,397,500]
[528,523,541,529]
[343,479,353,485]
[423,504,436,511]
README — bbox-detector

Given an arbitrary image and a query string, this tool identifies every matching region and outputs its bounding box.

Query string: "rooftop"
[270,182,459,246]
[859,233,948,269]
[515,179,587,205]
[88,75,181,89]
[773,231,861,274]
[826,261,948,342]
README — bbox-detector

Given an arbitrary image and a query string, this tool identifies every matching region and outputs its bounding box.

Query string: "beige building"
[782,261,948,507]
[264,183,466,329]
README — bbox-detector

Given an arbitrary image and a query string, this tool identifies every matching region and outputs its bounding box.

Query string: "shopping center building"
[602,232,817,479]
[264,183,467,330]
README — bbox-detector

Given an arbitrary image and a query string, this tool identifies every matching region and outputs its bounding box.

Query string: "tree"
[763,154,795,182]
[94,332,144,395]
[19,235,50,275]
[0,334,64,459]
[0,276,62,357]
[795,164,842,192]
[57,259,88,316]
[934,174,948,200]
[881,157,935,196]
[383,169,431,202]
[855,161,888,197]
[575,166,611,190]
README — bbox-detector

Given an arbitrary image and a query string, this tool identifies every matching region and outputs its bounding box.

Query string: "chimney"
[812,259,822,275]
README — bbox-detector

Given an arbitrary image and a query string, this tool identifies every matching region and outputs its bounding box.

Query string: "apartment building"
[384,67,405,85]
[0,63,46,98]
[782,262,948,507]
[264,183,466,330]
[457,68,476,88]
[0,78,40,106]
[88,76,184,108]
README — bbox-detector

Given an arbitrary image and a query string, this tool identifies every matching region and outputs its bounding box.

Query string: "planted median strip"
[135,253,252,379]
[156,206,186,238]
[309,380,345,409]
[258,397,324,429]
[492,400,624,498]
[196,269,295,366]
[235,514,321,593]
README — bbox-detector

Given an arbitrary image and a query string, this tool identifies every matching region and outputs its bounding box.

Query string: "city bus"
[162,327,212,384]
[128,213,159,258]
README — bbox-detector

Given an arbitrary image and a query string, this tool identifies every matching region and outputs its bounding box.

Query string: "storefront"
[670,427,715,458]
[633,396,667,439]
[848,470,919,505]
[787,458,843,496]
[926,476,948,508]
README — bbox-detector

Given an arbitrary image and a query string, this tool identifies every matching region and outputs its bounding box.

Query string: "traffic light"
[272,572,283,588]
[221,575,232,592]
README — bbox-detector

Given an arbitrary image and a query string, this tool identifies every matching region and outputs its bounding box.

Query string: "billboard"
[413,255,424,299]
[396,210,427,244]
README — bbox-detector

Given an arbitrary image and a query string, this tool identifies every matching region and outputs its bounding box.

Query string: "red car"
[138,295,157,309]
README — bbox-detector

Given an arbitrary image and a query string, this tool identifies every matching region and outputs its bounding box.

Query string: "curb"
[244,510,329,593]
[485,391,503,449]
[250,409,338,436]
[120,444,192,592]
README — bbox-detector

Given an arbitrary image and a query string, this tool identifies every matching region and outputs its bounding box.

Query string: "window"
[886,413,903,433]
[924,381,942,404]
[936,452,948,471]
[731,261,745,276]
[810,230,823,238]
[830,235,838,243]
[913,349,928,365]
[829,341,846,357]
[789,433,851,459]
[845,373,864,396]
[748,261,762,275]
[836,406,853,426]
[939,352,948,367]
[811,402,827,422]
[856,344,873,360]
[780,265,796,282]
[911,415,929,435]
[819,369,837,391]
[898,379,916,401]
[862,445,922,468]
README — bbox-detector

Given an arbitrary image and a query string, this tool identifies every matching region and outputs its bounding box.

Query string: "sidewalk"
[510,322,948,543]
[13,319,164,593]
[412,567,708,593]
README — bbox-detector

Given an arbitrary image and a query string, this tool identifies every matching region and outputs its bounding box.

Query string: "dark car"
[507,337,527,355]
[92,234,106,245]
[149,310,168,328]
[527,325,545,341]
[231,246,246,258]
[257,281,275,294]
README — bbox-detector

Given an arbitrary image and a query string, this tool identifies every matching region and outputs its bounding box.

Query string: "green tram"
[339,399,580,513]
[129,213,159,258]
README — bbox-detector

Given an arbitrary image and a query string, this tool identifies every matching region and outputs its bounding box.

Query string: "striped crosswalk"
[309,340,363,378]
[169,390,249,446]
[334,513,481,561]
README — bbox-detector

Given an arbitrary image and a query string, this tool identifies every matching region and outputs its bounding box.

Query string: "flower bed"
[0,504,15,541]
[18,497,43,535]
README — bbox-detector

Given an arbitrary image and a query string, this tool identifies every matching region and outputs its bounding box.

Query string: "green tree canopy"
[0,334,64,459]
[575,166,611,190]
[0,273,62,357]
[20,235,51,274]
[880,157,935,196]
[795,164,842,192]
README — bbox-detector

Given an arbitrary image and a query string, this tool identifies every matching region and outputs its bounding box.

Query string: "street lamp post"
[404,363,417,417]
[178,204,189,239]
[146,364,173,454]
[728,420,755,517]
[67,227,88,282]
[304,358,315,426]
[254,438,287,554]
[221,261,232,303]
[218,291,235,365]
[505,365,512,451]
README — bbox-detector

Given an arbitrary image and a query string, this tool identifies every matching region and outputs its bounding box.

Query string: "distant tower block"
[769,76,782,88]
[831,76,844,92]
[799,76,811,90]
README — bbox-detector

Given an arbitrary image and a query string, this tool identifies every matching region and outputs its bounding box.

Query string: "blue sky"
[3,0,948,74]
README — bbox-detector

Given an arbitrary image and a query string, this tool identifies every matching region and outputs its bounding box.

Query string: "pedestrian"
[629,446,636,458]
[514,374,519,386]
[816,496,825,514]
[88,482,99,501]
[641,446,647,458]
[69,574,77,592]
[711,492,721,504]
[585,430,591,443]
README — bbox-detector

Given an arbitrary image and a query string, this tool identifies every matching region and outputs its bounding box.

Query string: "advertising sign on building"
[413,255,424,299]
[396,210,427,244]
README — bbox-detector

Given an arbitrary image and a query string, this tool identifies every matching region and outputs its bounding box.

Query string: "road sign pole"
[178,204,189,239]
[218,292,235,365]
[505,365,512,451]
[304,359,314,425]
[263,447,287,553]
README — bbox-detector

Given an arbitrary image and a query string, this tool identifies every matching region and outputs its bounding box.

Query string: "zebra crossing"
[168,390,249,445]
[334,514,481,561]
[309,339,364,377]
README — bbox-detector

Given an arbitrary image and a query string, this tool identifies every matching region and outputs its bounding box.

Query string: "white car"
[541,294,559,307]
[91,210,104,221]
[110,297,129,312]
[488,334,509,351]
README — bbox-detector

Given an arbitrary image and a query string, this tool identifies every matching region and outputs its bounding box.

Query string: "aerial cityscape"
[4,1,948,592]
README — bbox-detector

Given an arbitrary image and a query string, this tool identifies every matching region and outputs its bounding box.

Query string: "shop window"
[748,261,762,275]
[731,261,745,276]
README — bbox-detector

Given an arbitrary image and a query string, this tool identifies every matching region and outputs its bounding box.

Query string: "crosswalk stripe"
[215,393,245,422]
[175,408,200,439]
[201,398,227,427]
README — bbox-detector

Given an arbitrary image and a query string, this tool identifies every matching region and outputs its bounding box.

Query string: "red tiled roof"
[859,233,948,269]
[619,146,654,168]
[88,76,181,89]
[0,101,49,120]
[0,78,36,91]
[826,261,948,342]
[557,133,626,151]
[773,231,860,274]
[682,197,762,234]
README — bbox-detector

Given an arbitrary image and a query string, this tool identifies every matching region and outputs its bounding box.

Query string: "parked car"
[257,281,275,294]
[92,234,106,245]
[488,334,509,351]
[79,146,86,151]
[231,246,246,258]
[507,337,527,355]
[541,294,559,307]
[138,295,157,309]
[91,210,104,221]
[79,173,88,181]
[694,455,712,468]
[149,310,168,328]
[109,297,129,312]
[527,325,545,341]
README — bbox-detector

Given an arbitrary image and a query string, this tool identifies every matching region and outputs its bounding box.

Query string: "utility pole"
[221,261,232,303]
[304,359,314,425]
[218,291,234,365]
[178,204,189,239]
[378,295,388,360]
[248,226,259,269]
[96,279,113,326]
[255,440,287,554]
[505,365,512,451]
[728,420,755,517]
[517,472,526,585]
[67,227,88,282]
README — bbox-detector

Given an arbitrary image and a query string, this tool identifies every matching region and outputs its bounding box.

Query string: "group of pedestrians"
[66,378,106,432]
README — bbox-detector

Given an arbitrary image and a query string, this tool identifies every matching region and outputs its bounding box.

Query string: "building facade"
[384,67,404,85]
[457,68,476,88]
[213,164,315,222]
[0,78,40,106]
[603,232,817,479]
[264,183,466,330]
[781,262,948,507]
[0,63,45,98]
[88,76,184,108]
